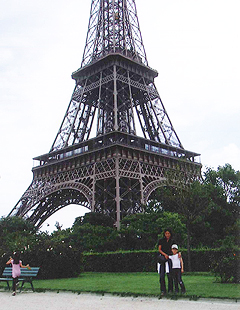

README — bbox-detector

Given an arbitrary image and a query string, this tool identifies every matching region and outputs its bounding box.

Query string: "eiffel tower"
[9,0,201,229]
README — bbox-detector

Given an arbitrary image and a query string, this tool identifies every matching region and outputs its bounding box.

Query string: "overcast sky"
[0,0,239,232]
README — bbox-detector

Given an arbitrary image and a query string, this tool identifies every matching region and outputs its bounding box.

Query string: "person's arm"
[180,257,184,273]
[158,244,169,259]
[20,262,31,269]
[6,257,12,265]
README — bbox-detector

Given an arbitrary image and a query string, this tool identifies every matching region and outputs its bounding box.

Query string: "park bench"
[0,267,40,292]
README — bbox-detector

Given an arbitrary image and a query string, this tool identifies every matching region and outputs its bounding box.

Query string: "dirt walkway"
[0,291,239,310]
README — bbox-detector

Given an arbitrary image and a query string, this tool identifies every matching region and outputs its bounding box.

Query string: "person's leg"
[167,259,173,293]
[177,271,186,293]
[159,263,166,294]
[172,269,179,293]
[12,277,18,295]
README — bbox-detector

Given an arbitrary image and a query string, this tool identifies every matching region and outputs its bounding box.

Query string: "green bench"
[0,267,40,292]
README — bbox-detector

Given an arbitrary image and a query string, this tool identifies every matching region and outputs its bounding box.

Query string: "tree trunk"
[186,224,192,272]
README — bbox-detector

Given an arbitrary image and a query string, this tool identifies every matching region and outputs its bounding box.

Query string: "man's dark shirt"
[158,238,175,255]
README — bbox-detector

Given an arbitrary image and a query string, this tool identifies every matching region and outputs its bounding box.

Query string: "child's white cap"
[171,244,178,249]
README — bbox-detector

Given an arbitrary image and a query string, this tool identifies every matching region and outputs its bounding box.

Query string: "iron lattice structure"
[9,0,201,229]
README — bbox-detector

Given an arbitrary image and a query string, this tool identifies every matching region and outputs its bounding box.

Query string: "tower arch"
[10,182,92,228]
[143,178,168,205]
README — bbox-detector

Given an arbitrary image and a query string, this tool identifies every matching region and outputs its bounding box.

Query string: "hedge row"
[83,248,240,277]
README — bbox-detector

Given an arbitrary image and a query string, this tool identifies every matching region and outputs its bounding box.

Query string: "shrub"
[23,246,83,279]
[0,235,83,280]
[21,238,83,279]
[211,250,240,283]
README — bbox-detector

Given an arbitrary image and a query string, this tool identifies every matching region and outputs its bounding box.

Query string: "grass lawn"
[13,272,239,300]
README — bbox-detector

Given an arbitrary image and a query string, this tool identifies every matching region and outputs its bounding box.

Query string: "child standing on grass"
[6,251,31,296]
[169,244,186,294]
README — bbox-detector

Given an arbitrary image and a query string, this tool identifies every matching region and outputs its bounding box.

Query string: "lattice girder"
[10,137,201,228]
[81,0,148,67]
[51,56,183,152]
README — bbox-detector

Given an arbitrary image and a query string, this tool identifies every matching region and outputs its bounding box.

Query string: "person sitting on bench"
[6,251,31,296]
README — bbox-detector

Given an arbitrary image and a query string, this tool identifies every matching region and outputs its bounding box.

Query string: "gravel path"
[0,291,239,310]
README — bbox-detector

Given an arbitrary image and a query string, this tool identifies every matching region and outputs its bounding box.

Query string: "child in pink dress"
[6,252,30,296]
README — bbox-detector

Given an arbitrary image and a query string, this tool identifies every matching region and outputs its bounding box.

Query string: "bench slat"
[2,267,39,276]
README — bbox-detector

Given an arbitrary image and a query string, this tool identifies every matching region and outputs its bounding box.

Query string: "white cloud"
[202,143,240,171]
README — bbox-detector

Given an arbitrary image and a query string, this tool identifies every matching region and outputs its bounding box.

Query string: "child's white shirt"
[169,253,181,268]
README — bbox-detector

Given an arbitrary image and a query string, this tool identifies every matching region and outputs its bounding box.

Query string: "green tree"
[204,164,240,247]
[204,164,240,205]
[120,212,187,250]
[71,213,120,252]
[155,179,212,271]
[0,216,37,256]
[73,212,115,228]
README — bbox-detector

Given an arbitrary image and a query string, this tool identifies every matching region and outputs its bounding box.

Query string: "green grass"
[1,273,239,300]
